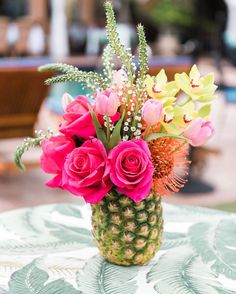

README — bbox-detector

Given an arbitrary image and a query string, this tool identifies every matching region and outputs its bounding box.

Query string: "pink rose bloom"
[63,138,112,204]
[60,95,95,139]
[183,118,215,146]
[108,139,154,202]
[40,135,75,188]
[142,99,163,125]
[95,89,119,116]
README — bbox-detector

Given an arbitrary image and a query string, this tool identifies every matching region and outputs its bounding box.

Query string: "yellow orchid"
[145,69,179,100]
[161,98,212,135]
[175,65,217,102]
[161,100,200,135]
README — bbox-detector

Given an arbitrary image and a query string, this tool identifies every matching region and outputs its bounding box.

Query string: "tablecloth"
[0,202,235,294]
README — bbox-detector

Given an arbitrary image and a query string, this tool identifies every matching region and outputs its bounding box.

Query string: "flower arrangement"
[15,2,216,266]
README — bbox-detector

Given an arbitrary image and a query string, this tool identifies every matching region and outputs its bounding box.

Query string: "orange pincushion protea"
[149,138,190,195]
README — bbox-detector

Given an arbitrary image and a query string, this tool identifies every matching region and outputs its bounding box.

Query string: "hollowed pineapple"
[91,189,163,266]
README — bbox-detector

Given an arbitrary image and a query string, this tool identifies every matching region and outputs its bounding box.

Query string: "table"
[0,203,235,293]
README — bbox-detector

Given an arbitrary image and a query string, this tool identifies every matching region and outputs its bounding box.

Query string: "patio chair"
[0,68,53,173]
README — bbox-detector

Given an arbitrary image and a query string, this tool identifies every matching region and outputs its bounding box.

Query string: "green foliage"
[102,44,115,87]
[148,0,193,28]
[104,1,135,83]
[88,105,108,149]
[198,104,211,118]
[146,132,188,142]
[8,259,80,294]
[14,129,53,171]
[136,24,148,88]
[107,110,125,150]
[195,94,216,103]
[136,24,148,99]
[39,63,106,92]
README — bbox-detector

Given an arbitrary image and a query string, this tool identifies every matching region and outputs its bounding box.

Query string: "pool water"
[47,82,92,114]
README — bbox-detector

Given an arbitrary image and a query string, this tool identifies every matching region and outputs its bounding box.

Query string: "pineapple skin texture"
[91,189,163,266]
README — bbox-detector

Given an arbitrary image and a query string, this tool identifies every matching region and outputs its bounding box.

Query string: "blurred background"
[0,0,235,212]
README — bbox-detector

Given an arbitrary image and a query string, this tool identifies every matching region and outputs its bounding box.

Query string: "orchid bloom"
[175,65,217,102]
[161,100,196,135]
[145,69,179,100]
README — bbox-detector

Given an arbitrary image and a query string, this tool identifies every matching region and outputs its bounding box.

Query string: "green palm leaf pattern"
[0,203,236,293]
[147,245,232,294]
[8,259,80,294]
[44,221,95,246]
[163,204,231,223]
[76,255,139,294]
[189,220,236,280]
[0,204,94,255]
[161,232,189,250]
[53,203,83,218]
[0,286,9,293]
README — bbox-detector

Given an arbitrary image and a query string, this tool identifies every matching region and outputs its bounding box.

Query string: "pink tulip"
[95,89,119,116]
[142,99,163,125]
[183,118,215,146]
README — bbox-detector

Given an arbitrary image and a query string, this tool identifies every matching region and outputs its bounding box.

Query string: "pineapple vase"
[13,0,216,271]
[91,189,163,266]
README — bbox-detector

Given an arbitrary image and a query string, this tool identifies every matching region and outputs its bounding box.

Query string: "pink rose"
[142,99,163,125]
[183,118,215,146]
[40,135,75,188]
[95,89,119,116]
[63,138,112,204]
[108,139,154,202]
[60,95,96,139]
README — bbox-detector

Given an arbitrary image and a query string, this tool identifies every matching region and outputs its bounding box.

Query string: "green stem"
[144,125,151,140]
[160,124,165,133]
[106,116,111,141]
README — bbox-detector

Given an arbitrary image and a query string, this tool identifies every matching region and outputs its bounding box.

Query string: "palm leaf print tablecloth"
[0,203,236,294]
